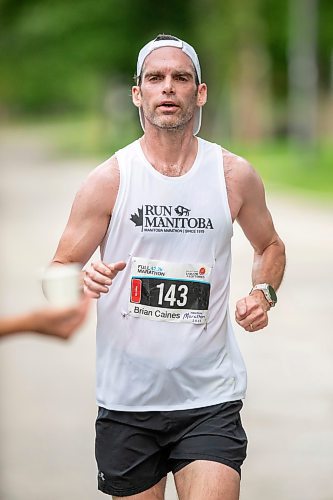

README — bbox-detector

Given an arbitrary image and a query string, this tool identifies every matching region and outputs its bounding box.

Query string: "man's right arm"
[52,156,126,297]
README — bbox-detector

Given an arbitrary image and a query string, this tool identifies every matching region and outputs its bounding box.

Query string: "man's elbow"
[255,235,285,258]
[276,236,286,260]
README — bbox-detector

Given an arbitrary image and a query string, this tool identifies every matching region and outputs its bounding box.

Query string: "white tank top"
[96,137,247,411]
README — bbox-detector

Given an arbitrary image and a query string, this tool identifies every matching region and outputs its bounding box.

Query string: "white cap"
[136,36,202,135]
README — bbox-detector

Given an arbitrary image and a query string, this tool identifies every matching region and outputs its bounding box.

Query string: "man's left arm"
[234,164,286,332]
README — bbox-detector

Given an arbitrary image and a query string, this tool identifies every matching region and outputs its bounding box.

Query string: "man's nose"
[162,77,175,94]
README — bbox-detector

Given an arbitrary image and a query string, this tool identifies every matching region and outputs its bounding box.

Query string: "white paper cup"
[42,264,82,307]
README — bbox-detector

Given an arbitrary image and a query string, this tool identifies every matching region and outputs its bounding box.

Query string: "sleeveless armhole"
[216,146,233,236]
[100,151,128,257]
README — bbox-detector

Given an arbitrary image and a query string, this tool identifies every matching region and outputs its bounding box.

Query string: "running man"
[51,34,286,500]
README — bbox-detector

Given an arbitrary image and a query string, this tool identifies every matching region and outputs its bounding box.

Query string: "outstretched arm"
[0,296,90,339]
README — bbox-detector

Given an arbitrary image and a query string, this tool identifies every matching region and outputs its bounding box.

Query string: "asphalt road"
[1,129,332,500]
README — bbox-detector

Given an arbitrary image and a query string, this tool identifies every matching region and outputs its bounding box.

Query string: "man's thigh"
[112,477,167,500]
[95,401,246,497]
[168,400,247,477]
[174,460,240,500]
[95,408,169,497]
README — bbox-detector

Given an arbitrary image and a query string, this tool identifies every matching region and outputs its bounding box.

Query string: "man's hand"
[235,290,270,332]
[83,260,126,298]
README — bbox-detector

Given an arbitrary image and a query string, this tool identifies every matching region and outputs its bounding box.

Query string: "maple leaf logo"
[130,207,143,227]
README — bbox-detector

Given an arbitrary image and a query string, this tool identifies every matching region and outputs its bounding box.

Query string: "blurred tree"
[262,0,289,137]
[0,0,332,144]
[192,0,272,143]
[317,0,333,140]
[288,0,318,143]
[0,0,192,114]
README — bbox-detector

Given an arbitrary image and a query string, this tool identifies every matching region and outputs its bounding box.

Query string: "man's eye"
[149,76,161,81]
[176,76,188,81]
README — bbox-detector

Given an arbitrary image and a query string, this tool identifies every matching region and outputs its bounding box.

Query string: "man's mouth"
[158,102,179,111]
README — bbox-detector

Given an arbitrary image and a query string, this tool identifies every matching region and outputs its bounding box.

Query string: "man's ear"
[132,86,141,108]
[197,83,207,107]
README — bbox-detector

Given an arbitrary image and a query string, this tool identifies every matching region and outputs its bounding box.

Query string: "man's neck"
[140,128,198,177]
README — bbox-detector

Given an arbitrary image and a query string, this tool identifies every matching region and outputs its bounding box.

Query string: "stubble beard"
[142,93,198,131]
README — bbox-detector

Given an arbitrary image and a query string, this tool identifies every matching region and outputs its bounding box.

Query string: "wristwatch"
[250,283,277,307]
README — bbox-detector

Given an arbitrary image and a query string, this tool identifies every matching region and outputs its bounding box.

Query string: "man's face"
[132,47,206,131]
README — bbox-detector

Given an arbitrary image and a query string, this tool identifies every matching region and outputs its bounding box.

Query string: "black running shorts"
[95,400,247,497]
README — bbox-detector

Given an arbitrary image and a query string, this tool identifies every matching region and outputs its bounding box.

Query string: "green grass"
[233,142,333,198]
[3,115,333,198]
[46,116,332,197]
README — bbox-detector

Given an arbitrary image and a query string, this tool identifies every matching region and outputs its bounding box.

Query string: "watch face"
[268,285,277,303]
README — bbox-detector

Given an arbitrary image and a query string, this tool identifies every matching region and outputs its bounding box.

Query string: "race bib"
[128,257,212,324]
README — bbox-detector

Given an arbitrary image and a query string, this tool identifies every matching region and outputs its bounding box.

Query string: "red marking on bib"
[131,279,142,303]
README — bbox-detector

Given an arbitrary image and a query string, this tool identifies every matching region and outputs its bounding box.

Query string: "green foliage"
[0,0,332,154]
[0,0,193,112]
[318,0,333,87]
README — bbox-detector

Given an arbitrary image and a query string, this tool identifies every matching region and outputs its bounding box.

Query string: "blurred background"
[0,0,332,499]
[0,0,333,175]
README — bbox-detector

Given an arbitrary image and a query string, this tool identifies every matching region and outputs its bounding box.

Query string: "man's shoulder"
[199,139,251,170]
[220,146,265,211]
[85,138,139,191]
[89,154,119,181]
[221,146,249,169]
[77,155,120,206]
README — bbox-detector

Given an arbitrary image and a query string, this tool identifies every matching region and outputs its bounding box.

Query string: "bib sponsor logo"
[137,264,165,276]
[130,205,214,234]
[185,268,207,279]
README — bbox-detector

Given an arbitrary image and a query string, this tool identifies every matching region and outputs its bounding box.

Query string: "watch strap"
[250,283,277,307]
